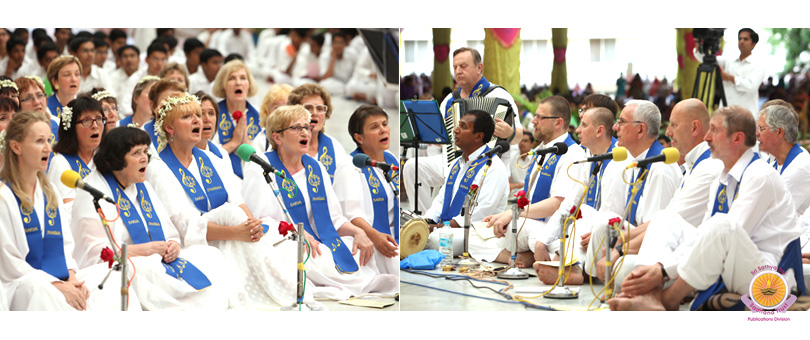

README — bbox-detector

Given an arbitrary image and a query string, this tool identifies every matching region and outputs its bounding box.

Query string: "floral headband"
[0,79,18,92]
[154,93,201,148]
[138,75,161,85]
[91,90,115,102]
[24,75,45,88]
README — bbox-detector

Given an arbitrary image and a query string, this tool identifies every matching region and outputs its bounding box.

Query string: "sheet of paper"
[471,222,496,240]
[338,299,395,309]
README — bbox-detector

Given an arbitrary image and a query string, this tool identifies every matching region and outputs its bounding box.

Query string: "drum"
[400,210,429,260]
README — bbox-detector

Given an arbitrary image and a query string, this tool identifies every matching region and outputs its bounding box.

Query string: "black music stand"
[401,99,451,215]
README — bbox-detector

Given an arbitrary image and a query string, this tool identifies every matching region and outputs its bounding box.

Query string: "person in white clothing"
[1,37,33,79]
[424,110,510,261]
[70,37,114,96]
[267,29,309,86]
[252,83,293,153]
[109,45,141,117]
[243,105,397,300]
[214,29,255,65]
[0,111,139,311]
[716,28,766,118]
[610,106,801,311]
[623,99,725,296]
[318,32,356,97]
[508,131,535,197]
[756,101,810,214]
[188,48,222,96]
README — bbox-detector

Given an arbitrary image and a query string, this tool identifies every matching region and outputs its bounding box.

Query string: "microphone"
[476,141,510,160]
[61,170,115,205]
[573,147,628,164]
[233,111,243,123]
[626,147,680,169]
[236,144,286,178]
[352,153,399,172]
[525,142,568,156]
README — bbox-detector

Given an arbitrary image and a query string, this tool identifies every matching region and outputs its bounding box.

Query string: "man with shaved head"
[610,106,800,310]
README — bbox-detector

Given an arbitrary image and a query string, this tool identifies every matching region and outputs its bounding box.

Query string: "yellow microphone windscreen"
[612,147,628,162]
[60,170,81,189]
[662,148,680,164]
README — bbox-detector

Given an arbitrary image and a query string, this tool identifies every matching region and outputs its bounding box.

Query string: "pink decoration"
[553,47,567,64]
[434,44,450,63]
[685,31,697,62]
[489,28,521,49]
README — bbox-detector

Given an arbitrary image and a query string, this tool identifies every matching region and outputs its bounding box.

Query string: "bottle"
[439,221,454,267]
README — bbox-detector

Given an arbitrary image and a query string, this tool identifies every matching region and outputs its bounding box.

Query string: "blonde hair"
[211,59,257,99]
[288,83,333,119]
[266,105,310,150]
[158,62,190,89]
[46,56,83,93]
[260,83,293,127]
[162,94,202,138]
[0,111,59,212]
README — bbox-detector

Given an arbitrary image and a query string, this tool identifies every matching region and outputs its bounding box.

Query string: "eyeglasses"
[616,119,643,127]
[102,106,119,115]
[19,93,46,103]
[537,115,561,120]
[78,117,107,127]
[303,104,328,114]
[757,125,772,132]
[276,124,313,134]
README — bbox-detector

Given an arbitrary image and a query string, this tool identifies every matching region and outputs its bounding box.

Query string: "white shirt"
[214,30,255,62]
[509,154,532,196]
[78,64,115,96]
[46,153,96,200]
[188,67,214,98]
[0,180,78,283]
[770,145,810,215]
[702,148,800,265]
[109,67,139,116]
[318,45,356,82]
[523,133,587,204]
[71,170,181,269]
[718,54,767,117]
[334,151,398,236]
[16,60,46,80]
[424,144,510,226]
[666,142,724,227]
[0,57,36,79]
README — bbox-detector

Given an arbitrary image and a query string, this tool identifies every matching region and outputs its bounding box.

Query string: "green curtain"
[432,28,452,100]
[550,28,569,96]
[482,28,521,94]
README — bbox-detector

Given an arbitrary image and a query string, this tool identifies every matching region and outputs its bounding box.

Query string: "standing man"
[403,47,520,214]
[71,36,114,96]
[718,28,766,118]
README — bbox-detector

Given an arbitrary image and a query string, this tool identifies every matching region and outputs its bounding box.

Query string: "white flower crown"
[24,75,45,88]
[61,106,74,131]
[0,79,18,91]
[0,130,6,154]
[91,90,115,102]
[154,93,201,146]
[138,75,161,85]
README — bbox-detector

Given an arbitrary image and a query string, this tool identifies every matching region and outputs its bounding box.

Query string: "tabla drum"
[400,210,429,259]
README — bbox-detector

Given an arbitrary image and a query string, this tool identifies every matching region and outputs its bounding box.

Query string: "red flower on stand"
[569,205,583,220]
[100,247,115,268]
[278,221,296,237]
[515,190,529,210]
[608,217,623,230]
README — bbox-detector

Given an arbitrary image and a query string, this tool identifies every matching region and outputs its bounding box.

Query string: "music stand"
[401,99,451,215]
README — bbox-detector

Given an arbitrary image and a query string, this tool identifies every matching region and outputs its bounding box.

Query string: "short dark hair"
[6,37,26,54]
[94,127,152,173]
[582,93,619,116]
[224,53,243,64]
[12,28,28,38]
[117,45,139,58]
[453,47,482,66]
[540,95,572,126]
[467,109,495,144]
[32,28,47,40]
[156,28,174,37]
[92,31,107,41]
[146,41,168,58]
[157,35,178,50]
[309,33,325,48]
[36,42,59,62]
[199,48,222,64]
[739,28,759,44]
[33,34,53,49]
[0,97,18,113]
[109,29,127,42]
[522,130,535,143]
[54,96,107,155]
[93,38,108,49]
[291,28,310,39]
[69,36,93,54]
[183,38,204,55]
[348,105,388,147]
[332,32,347,42]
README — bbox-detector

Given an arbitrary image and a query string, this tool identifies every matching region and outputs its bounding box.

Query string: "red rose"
[471,184,479,192]
[517,196,530,210]
[569,205,583,219]
[278,221,295,237]
[100,247,115,268]
[515,190,525,198]
[608,217,622,226]
[233,111,243,123]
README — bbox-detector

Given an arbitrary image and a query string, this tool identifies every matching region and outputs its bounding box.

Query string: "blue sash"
[443,77,492,114]
[141,119,163,150]
[712,153,760,216]
[524,134,578,204]
[440,146,491,223]
[349,149,399,243]
[207,141,223,158]
[47,94,62,119]
[159,145,228,213]
[61,153,92,179]
[217,100,260,179]
[682,148,712,189]
[102,173,211,290]
[316,133,338,180]
[265,151,359,273]
[13,190,69,281]
[626,140,665,225]
[118,115,133,127]
[585,140,616,208]
[775,143,804,175]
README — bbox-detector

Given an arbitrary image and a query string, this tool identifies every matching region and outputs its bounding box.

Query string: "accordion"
[445,97,515,167]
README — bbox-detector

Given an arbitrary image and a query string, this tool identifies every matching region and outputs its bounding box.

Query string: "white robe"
[71,170,233,310]
[242,157,398,301]
[147,147,319,309]
[0,179,140,311]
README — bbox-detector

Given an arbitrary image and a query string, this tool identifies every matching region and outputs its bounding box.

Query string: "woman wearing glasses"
[88,88,119,133]
[15,76,60,144]
[147,93,321,309]
[243,105,397,301]
[211,59,261,178]
[287,83,349,184]
[46,96,106,203]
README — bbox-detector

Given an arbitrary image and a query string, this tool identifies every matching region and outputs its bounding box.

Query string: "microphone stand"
[92,198,128,311]
[544,212,579,299]
[496,204,529,279]
[456,158,492,269]
[261,171,307,312]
